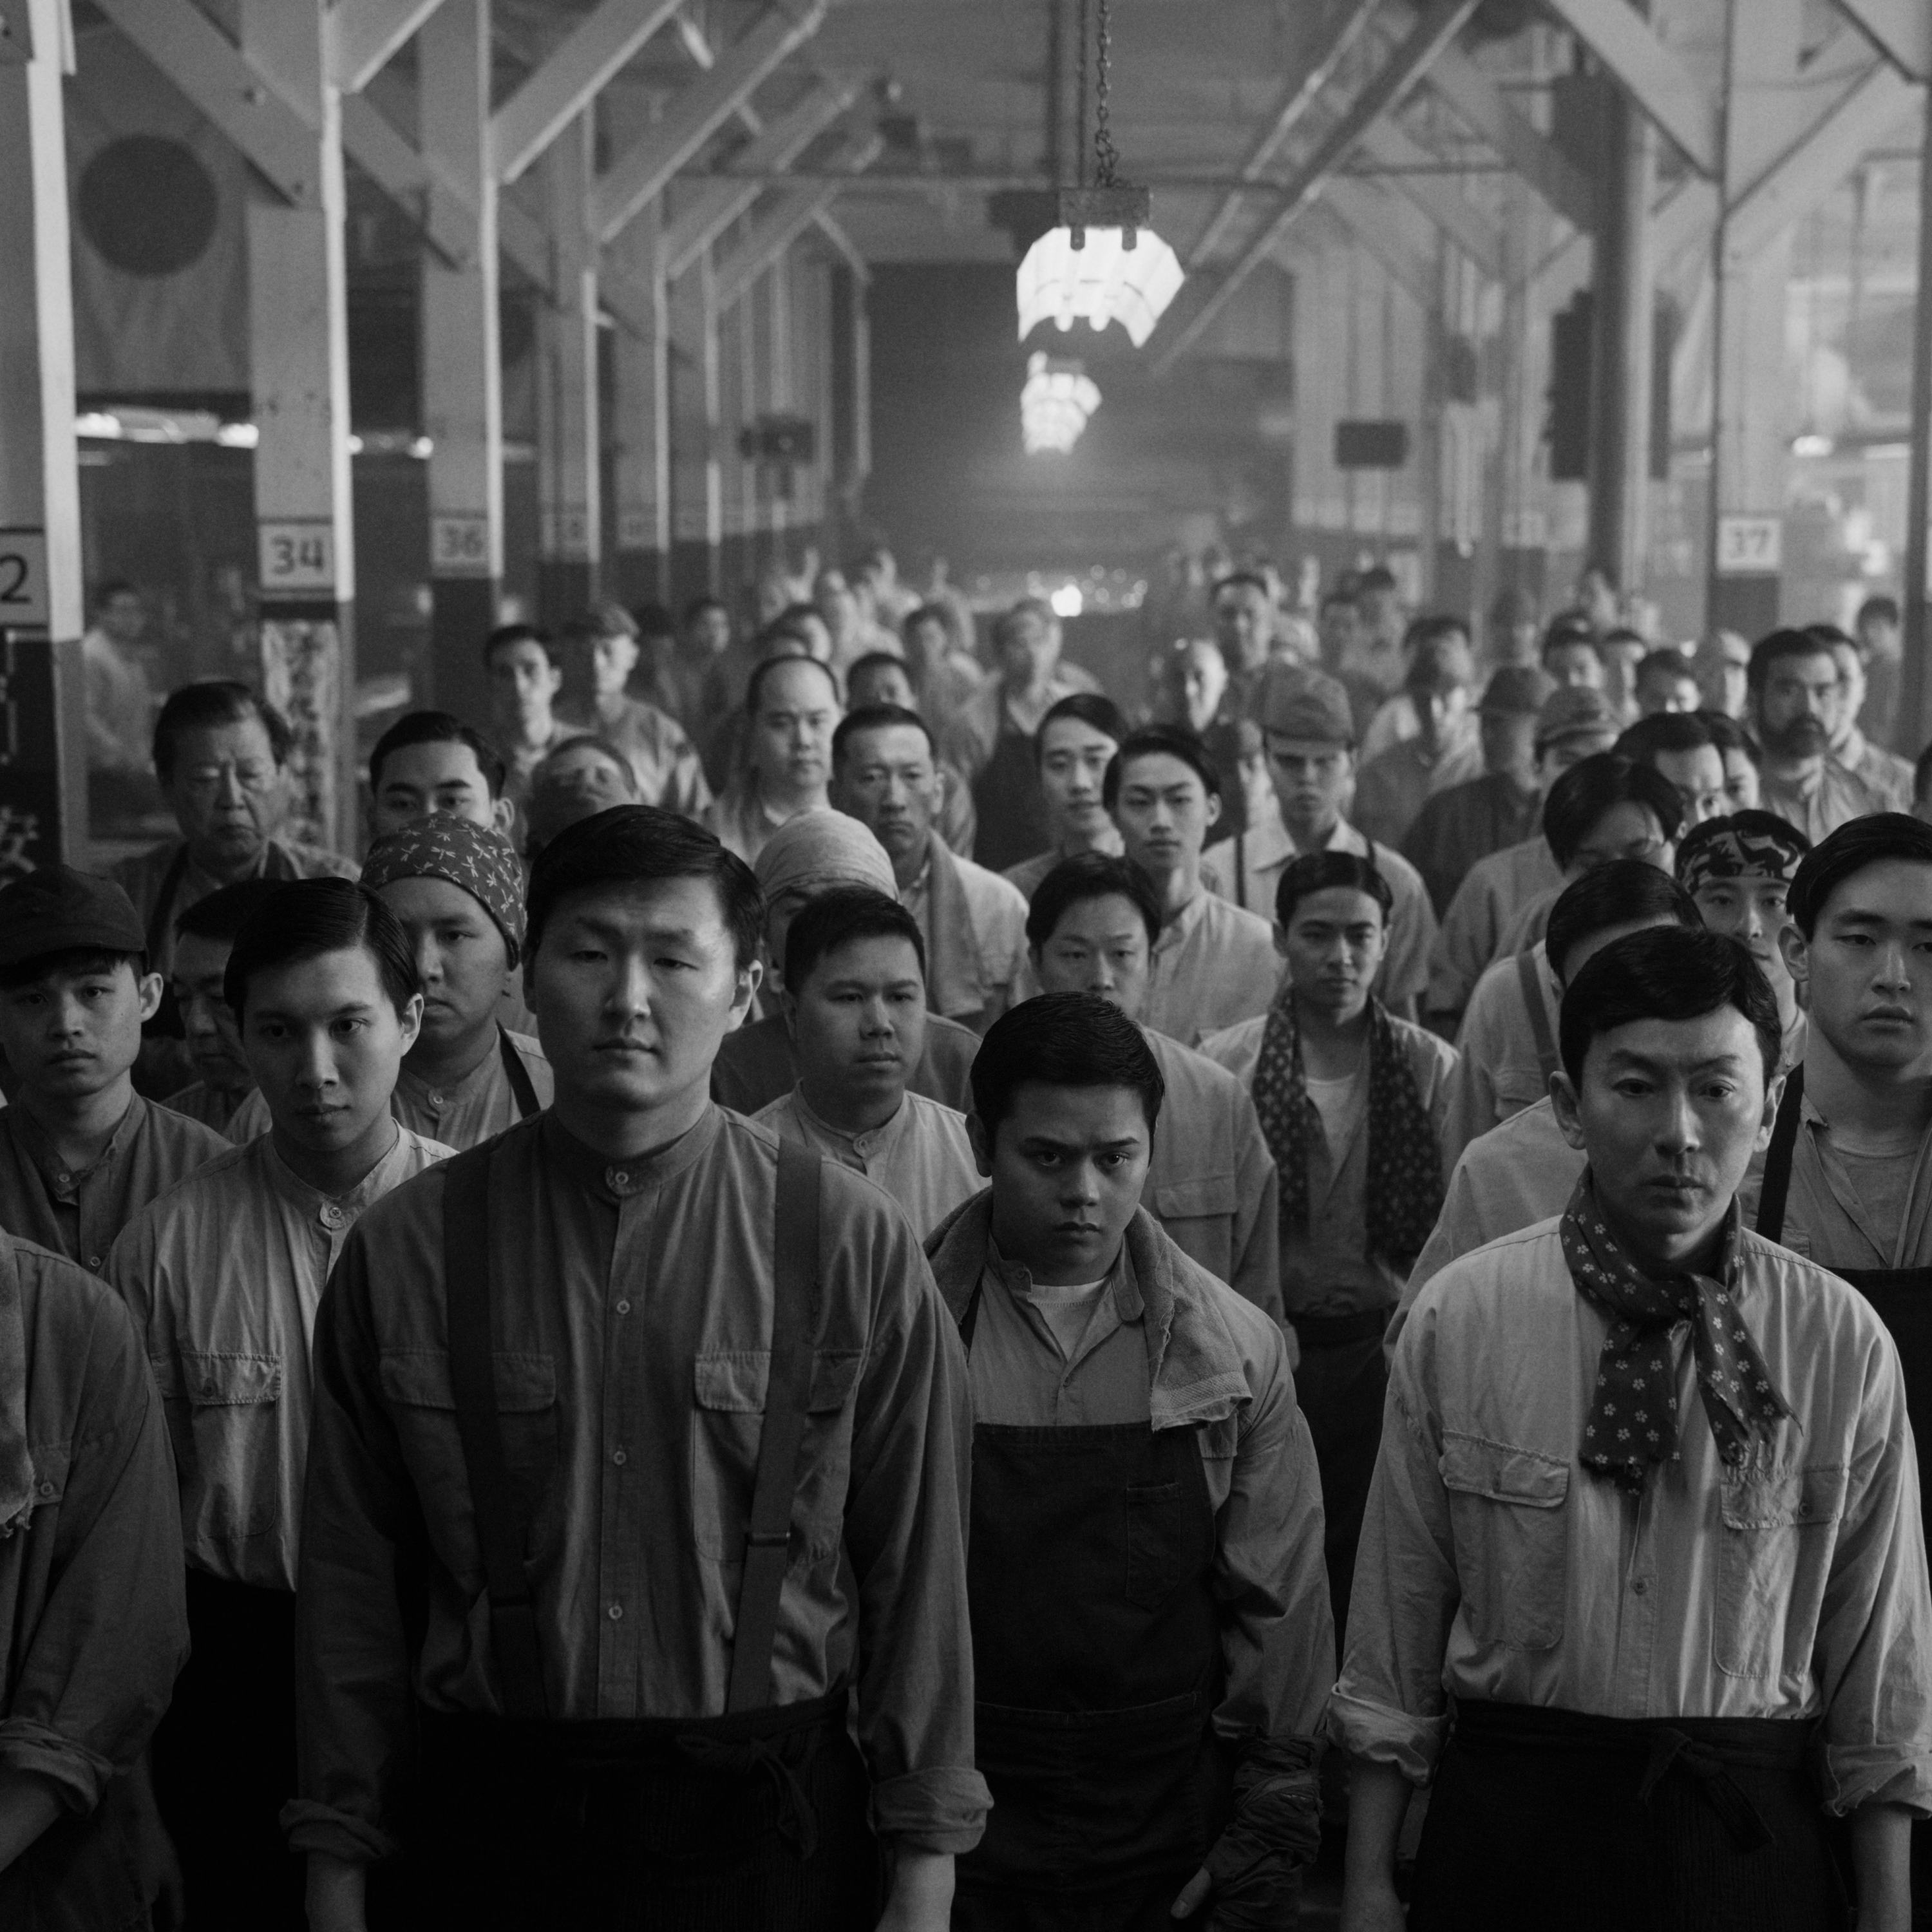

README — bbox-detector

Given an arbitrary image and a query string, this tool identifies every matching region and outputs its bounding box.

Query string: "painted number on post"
[1716,515,1782,575]
[0,531,50,628]
[431,514,492,574]
[258,522,337,593]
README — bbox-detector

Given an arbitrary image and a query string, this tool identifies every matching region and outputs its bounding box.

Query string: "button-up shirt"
[1142,887,1282,1046]
[109,1126,452,1591]
[712,1009,980,1117]
[1837,730,1914,815]
[1330,1216,1932,1815]
[559,696,712,819]
[0,1094,229,1274]
[285,1107,987,1864]
[1426,835,1562,1021]
[1401,772,1544,918]
[161,1079,251,1134]
[1350,732,1486,851]
[899,842,1030,1034]
[1198,1010,1457,1320]
[0,1235,187,1819]
[500,721,583,813]
[1759,759,1884,846]
[753,1086,980,1243]
[1440,942,1561,1170]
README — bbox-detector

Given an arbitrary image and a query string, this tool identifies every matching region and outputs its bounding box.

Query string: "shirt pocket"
[1714,1464,1848,1680]
[1146,1171,1238,1277]
[171,1350,283,1541]
[1440,1434,1570,1651]
[689,1349,863,1569]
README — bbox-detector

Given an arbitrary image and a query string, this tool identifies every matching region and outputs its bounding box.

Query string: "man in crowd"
[288,808,987,1929]
[1633,648,1700,716]
[1426,683,1622,1026]
[80,577,156,795]
[703,655,842,868]
[927,994,1330,1929]
[753,888,979,1240]
[1696,629,1752,719]
[1199,853,1454,1643]
[1209,667,1436,1022]
[1541,616,1605,692]
[649,595,736,749]
[833,705,1030,1034]
[162,878,278,1130]
[1356,616,1480,763]
[113,879,449,1927]
[1818,624,1915,813]
[555,607,712,817]
[710,809,981,1115]
[0,1227,187,1927]
[1400,666,1553,917]
[522,735,640,863]
[1857,593,1904,746]
[1678,811,1809,1071]
[1750,627,1883,840]
[1611,710,1729,831]
[1346,564,1406,700]
[0,868,228,1272]
[900,600,985,729]
[1108,725,1282,1042]
[1003,692,1128,899]
[366,711,515,844]
[1027,853,1282,1319]
[1337,925,1931,1931]
[844,652,978,858]
[816,565,896,674]
[1397,862,1701,1329]
[1160,636,1254,843]
[1350,627,1483,848]
[1211,569,1279,721]
[1707,710,1763,810]
[484,625,583,814]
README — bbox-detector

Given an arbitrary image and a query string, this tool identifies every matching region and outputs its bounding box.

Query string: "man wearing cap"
[1400,666,1555,916]
[0,867,228,1273]
[1204,667,1437,1023]
[554,607,713,819]
[1426,683,1622,1028]
[710,809,983,1114]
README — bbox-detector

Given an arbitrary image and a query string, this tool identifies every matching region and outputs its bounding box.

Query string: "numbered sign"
[0,530,50,629]
[616,509,650,550]
[542,509,592,562]
[1715,515,1782,576]
[258,521,338,594]
[431,513,493,575]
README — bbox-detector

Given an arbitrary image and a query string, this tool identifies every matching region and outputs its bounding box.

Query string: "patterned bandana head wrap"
[1562,1172,1791,1492]
[1251,991,1443,1271]
[362,817,527,966]
[1676,815,1807,898]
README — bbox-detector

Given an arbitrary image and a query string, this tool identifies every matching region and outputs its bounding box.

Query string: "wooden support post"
[668,248,722,604]
[242,0,357,857]
[609,193,669,606]
[767,251,793,561]
[535,113,600,623]
[1901,98,1932,749]
[418,0,501,724]
[0,0,86,867]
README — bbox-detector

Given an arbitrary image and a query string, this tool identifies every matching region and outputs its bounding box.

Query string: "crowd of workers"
[3,550,1932,1931]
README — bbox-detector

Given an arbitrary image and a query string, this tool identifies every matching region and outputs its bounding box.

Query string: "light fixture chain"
[1074,0,1088,191]
[1093,0,1117,186]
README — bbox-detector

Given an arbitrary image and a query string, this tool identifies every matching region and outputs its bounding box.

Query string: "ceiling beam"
[1316,180,1437,308]
[328,0,446,93]
[812,209,871,282]
[340,91,477,266]
[491,0,682,185]
[1536,0,1718,175]
[1356,116,1503,276]
[1832,0,1930,79]
[1154,0,1479,374]
[713,132,882,310]
[591,0,826,244]
[1426,39,1596,233]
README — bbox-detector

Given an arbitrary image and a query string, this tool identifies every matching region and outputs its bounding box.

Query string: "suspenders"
[496,1028,542,1121]
[1516,949,1560,1092]
[439,1137,824,1719]
[1754,1064,1805,1244]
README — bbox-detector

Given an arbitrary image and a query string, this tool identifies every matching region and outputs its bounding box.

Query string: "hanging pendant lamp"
[1016,0,1182,350]
[1021,351,1102,453]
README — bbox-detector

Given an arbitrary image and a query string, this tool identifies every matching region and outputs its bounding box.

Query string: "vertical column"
[536,111,600,623]
[242,0,356,856]
[419,0,501,724]
[767,251,793,560]
[1707,0,1801,636]
[718,273,750,596]
[1589,82,1657,595]
[1900,97,1932,749]
[610,196,668,606]
[0,0,86,866]
[668,247,721,603]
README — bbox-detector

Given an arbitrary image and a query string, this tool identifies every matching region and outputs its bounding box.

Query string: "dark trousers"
[952,1864,1202,1932]
[151,1571,301,1931]
[1290,1316,1389,1645]
[1410,1701,1849,1932]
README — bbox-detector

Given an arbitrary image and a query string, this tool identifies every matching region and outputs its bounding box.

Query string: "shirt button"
[607,1168,629,1189]
[1632,1578,1649,1596]
[428,1092,446,1111]
[320,1204,345,1229]
[611,1447,627,1466]
[87,1256,102,1271]
[607,1601,623,1621]
[616,1299,631,1316]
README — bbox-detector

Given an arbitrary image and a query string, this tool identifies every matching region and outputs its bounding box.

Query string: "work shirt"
[1441,942,1561,1170]
[225,1031,553,1153]
[1142,1028,1282,1322]
[500,721,583,812]
[1758,759,1884,846]
[1202,815,1436,1016]
[558,696,712,819]
[285,1106,988,1864]
[1141,887,1282,1047]
[702,778,819,870]
[0,1094,228,1275]
[926,1197,1334,1743]
[1835,730,1913,815]
[712,1010,980,1117]
[1003,835,1125,902]
[1349,732,1486,851]
[0,1235,187,1820]
[1401,772,1544,918]
[752,1086,980,1243]
[161,1079,251,1134]
[1329,1216,1932,1815]
[1198,1011,1456,1320]
[899,840,1030,1034]
[109,1126,452,1592]
[1426,835,1562,1021]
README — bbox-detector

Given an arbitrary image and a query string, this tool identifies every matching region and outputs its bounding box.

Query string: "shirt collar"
[1155,887,1209,950]
[538,1102,724,1202]
[790,1083,908,1155]
[8,1092,142,1195]
[395,1038,503,1112]
[985,1233,1141,1323]
[255,1119,414,1220]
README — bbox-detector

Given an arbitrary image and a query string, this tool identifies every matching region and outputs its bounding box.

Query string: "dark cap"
[0,866,147,970]
[1535,683,1622,751]
[1258,665,1355,745]
[1480,665,1556,717]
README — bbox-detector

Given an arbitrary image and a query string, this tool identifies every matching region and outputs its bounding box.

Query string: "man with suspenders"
[288,807,985,1931]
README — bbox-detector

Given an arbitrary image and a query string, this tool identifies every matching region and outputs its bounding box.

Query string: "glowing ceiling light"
[1021,351,1101,455]
[215,421,260,449]
[75,411,123,439]
[1018,201,1184,349]
[1049,582,1084,618]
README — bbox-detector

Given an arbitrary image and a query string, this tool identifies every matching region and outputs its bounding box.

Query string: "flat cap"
[1258,665,1354,745]
[1480,665,1556,717]
[0,866,146,969]
[1535,683,1622,750]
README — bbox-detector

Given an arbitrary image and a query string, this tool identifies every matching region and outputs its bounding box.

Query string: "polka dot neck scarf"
[1560,1173,1791,1493]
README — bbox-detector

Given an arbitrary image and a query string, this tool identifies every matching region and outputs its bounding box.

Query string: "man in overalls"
[288,806,986,1931]
[1756,811,1932,1915]
[927,992,1331,1929]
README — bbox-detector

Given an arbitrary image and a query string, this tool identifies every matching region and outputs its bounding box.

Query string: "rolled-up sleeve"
[843,1208,991,1853]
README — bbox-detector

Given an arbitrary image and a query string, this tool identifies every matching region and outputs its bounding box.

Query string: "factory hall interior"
[6,0,1932,1927]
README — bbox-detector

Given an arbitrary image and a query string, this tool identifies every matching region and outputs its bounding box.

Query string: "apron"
[970,702,1050,875]
[952,1282,1230,1911]
[388,1137,876,1931]
[1754,1063,1932,1926]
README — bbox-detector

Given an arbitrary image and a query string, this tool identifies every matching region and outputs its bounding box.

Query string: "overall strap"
[1755,1063,1805,1245]
[1233,834,1247,910]
[497,1028,542,1120]
[958,1280,985,1352]
[1517,949,1560,1090]
[726,1140,824,1714]
[442,1145,548,1718]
